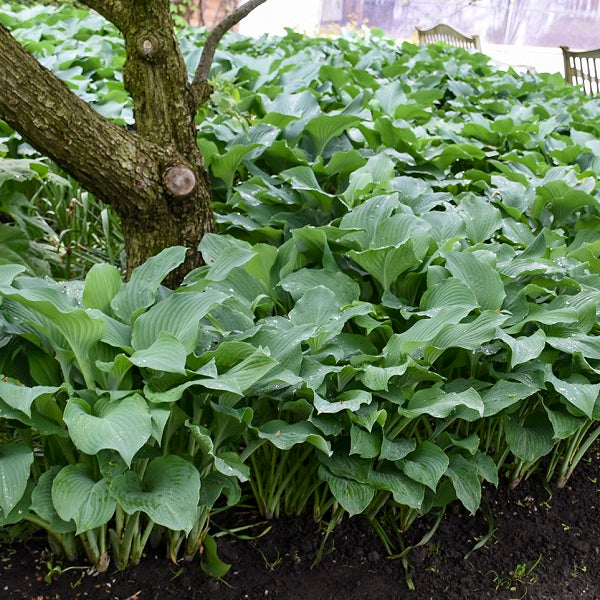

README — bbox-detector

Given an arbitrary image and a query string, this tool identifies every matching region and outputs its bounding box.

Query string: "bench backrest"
[416,23,481,52]
[561,46,600,96]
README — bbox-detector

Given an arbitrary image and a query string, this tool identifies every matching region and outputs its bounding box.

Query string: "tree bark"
[0,0,269,284]
[0,10,215,284]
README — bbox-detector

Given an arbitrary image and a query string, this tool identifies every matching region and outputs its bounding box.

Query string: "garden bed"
[3,443,599,600]
[2,6,600,600]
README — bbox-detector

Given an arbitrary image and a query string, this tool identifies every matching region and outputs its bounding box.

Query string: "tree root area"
[2,446,599,600]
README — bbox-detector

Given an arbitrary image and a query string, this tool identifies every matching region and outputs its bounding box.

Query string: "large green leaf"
[132,289,228,352]
[63,394,152,466]
[0,380,58,417]
[318,466,375,516]
[82,263,122,314]
[544,369,600,419]
[304,114,361,155]
[431,310,508,352]
[128,332,188,375]
[111,247,187,323]
[0,285,106,387]
[349,242,418,289]
[481,380,539,417]
[387,305,474,357]
[498,329,546,369]
[503,413,554,462]
[398,387,484,420]
[257,420,331,455]
[0,442,33,516]
[0,264,26,286]
[51,464,115,534]
[279,268,359,304]
[443,251,505,311]
[30,467,75,533]
[400,442,448,490]
[367,466,424,509]
[445,453,482,515]
[109,456,201,534]
[349,424,381,458]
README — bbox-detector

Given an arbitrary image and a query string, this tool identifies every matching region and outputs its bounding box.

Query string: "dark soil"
[2,447,600,600]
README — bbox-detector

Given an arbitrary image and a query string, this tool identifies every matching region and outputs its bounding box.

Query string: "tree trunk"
[118,0,218,280]
[0,0,268,284]
[0,4,215,284]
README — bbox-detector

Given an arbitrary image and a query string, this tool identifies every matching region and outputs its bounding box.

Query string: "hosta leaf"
[279,268,359,304]
[63,395,152,466]
[472,452,499,486]
[357,363,410,391]
[111,247,188,323]
[498,329,546,369]
[0,264,25,286]
[319,453,371,483]
[51,465,115,534]
[0,442,33,516]
[211,144,260,190]
[398,387,484,420]
[431,310,508,352]
[533,180,600,226]
[367,467,424,509]
[339,194,399,242]
[458,196,502,243]
[318,466,374,517]
[82,263,122,314]
[503,413,554,462]
[445,453,481,515]
[304,114,361,155]
[0,285,106,387]
[342,155,395,203]
[443,251,505,311]
[31,467,75,533]
[433,143,485,170]
[546,334,600,359]
[263,90,320,118]
[0,380,58,417]
[481,379,539,417]
[349,242,418,289]
[544,369,600,418]
[0,481,33,526]
[201,533,231,578]
[213,452,250,482]
[257,420,331,455]
[387,305,473,356]
[204,245,257,282]
[372,213,432,259]
[132,289,228,352]
[110,456,201,534]
[148,403,171,444]
[544,403,586,440]
[420,278,478,311]
[289,285,340,327]
[128,332,188,375]
[313,389,372,414]
[349,424,381,458]
[380,437,416,462]
[204,348,278,395]
[400,442,449,491]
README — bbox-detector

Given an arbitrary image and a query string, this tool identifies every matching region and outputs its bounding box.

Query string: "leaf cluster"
[1,3,600,569]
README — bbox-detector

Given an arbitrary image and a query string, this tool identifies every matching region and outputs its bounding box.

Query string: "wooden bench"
[560,46,600,96]
[416,23,481,52]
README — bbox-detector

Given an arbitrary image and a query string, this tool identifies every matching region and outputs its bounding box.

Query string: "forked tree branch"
[191,0,269,105]
[0,23,170,213]
[77,0,127,29]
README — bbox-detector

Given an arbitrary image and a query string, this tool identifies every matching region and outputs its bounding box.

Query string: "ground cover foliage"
[2,2,600,583]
